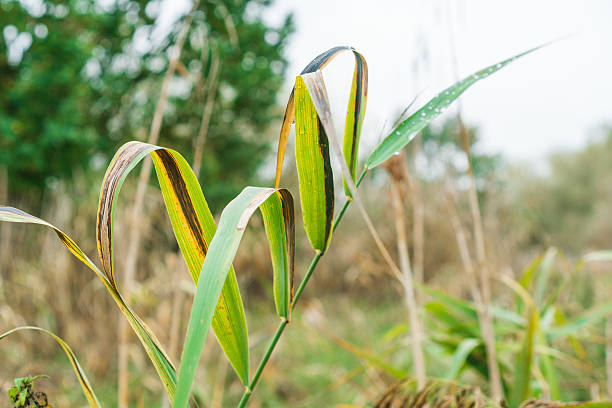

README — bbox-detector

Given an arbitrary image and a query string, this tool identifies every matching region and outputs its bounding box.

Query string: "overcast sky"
[261,0,612,162]
[163,0,612,163]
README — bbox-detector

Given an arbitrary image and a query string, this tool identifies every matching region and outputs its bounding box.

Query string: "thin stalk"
[117,4,198,407]
[411,135,425,290]
[390,179,426,388]
[446,2,503,398]
[236,169,368,408]
[458,117,503,400]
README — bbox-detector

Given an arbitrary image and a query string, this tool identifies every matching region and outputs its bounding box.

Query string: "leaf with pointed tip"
[173,187,295,408]
[366,44,548,169]
[1,326,101,407]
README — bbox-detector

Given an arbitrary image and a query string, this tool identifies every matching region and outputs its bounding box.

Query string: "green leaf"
[342,51,368,197]
[98,141,250,386]
[547,300,612,339]
[365,44,547,169]
[503,276,538,408]
[1,326,101,407]
[444,338,480,380]
[294,75,334,253]
[259,190,295,319]
[173,187,295,408]
[274,46,367,189]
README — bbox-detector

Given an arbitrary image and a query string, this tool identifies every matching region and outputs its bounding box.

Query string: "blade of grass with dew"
[294,75,335,253]
[0,206,180,402]
[1,326,101,407]
[274,46,367,188]
[173,187,295,408]
[365,43,549,169]
[97,141,250,384]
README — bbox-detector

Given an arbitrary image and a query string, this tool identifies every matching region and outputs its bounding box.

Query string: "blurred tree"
[417,117,502,191]
[0,0,293,209]
[506,128,612,253]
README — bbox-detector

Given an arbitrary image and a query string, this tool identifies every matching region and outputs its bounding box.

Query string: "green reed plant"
[1,44,549,407]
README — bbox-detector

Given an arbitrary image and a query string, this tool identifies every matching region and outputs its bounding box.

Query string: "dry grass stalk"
[443,3,502,397]
[442,176,483,306]
[457,117,503,400]
[385,155,426,389]
[410,135,425,291]
[117,3,199,407]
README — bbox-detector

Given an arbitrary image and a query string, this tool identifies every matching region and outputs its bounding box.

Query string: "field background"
[1,1,611,407]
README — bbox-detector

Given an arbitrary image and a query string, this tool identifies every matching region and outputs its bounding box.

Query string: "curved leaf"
[444,338,480,380]
[173,187,295,408]
[274,46,368,191]
[0,206,179,401]
[1,326,101,407]
[97,141,250,385]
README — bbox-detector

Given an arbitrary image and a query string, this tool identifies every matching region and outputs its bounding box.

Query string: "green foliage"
[0,0,293,208]
[8,375,48,408]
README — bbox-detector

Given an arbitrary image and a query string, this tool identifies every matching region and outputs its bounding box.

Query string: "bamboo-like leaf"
[260,191,295,319]
[365,44,547,169]
[0,206,180,401]
[294,75,334,252]
[342,52,368,197]
[274,46,368,190]
[444,338,480,380]
[0,326,101,407]
[173,187,295,408]
[503,276,538,408]
[97,141,249,385]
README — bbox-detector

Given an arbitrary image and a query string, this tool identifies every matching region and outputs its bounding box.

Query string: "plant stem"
[236,169,368,407]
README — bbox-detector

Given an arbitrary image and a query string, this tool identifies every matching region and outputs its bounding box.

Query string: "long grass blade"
[342,52,368,197]
[365,43,548,169]
[444,338,480,380]
[0,206,180,401]
[547,300,612,339]
[97,141,250,385]
[173,187,295,408]
[1,326,101,407]
[502,275,538,408]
